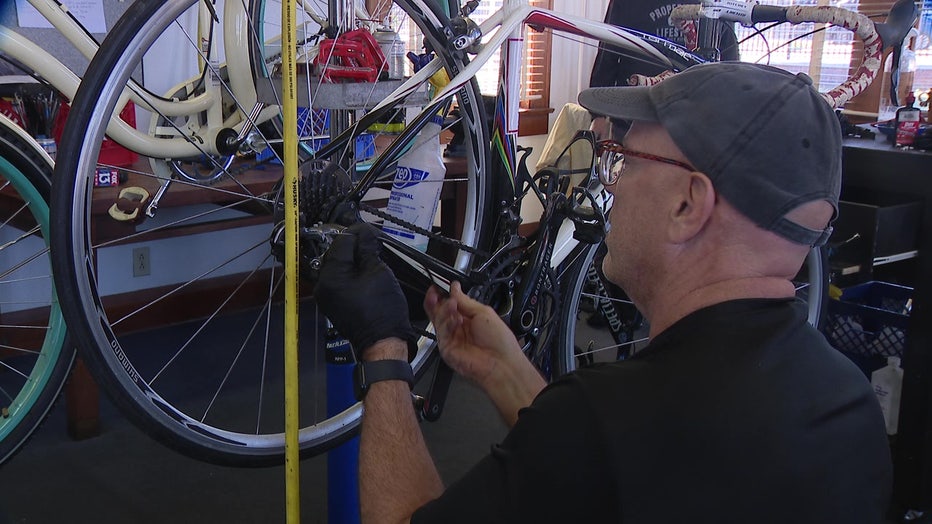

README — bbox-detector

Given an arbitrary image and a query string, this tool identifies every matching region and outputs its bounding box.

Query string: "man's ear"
[667,171,715,243]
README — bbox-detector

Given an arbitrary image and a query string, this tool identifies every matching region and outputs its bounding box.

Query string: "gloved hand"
[314,223,417,361]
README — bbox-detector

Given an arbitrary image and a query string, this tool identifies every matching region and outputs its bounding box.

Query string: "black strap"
[354,360,414,400]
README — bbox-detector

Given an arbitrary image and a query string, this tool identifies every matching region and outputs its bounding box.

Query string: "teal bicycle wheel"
[0,118,73,464]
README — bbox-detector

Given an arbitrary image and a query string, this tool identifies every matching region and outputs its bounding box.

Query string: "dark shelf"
[842,139,932,515]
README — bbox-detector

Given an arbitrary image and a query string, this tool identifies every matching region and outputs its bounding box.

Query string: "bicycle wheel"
[0,118,74,464]
[51,0,491,465]
[557,242,829,371]
[797,246,828,330]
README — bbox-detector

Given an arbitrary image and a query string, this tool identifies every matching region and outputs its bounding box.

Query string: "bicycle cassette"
[297,159,354,226]
[269,159,356,282]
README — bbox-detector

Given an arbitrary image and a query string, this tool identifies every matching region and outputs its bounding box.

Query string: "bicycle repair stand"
[327,336,361,524]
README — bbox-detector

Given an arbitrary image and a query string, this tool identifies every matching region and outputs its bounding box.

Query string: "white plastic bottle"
[871,356,904,435]
[385,116,446,252]
[374,27,405,80]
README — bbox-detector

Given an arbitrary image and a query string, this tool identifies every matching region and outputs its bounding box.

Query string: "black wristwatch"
[353,360,414,401]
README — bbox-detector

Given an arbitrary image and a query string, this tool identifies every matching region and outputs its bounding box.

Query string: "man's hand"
[314,223,416,361]
[424,282,546,426]
[423,282,523,385]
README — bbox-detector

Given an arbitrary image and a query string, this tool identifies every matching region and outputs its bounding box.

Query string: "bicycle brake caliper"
[567,186,610,245]
[449,1,482,54]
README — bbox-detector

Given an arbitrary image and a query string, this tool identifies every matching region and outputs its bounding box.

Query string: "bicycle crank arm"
[421,359,455,422]
[510,192,565,339]
[420,283,486,422]
[145,175,173,218]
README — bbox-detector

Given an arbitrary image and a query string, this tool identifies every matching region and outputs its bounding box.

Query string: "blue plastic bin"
[821,281,912,375]
[256,107,376,163]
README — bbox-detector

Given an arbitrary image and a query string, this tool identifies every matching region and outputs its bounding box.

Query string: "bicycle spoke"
[148,258,279,383]
[199,291,279,425]
[0,344,42,360]
[575,336,650,359]
[0,243,49,281]
[112,241,275,327]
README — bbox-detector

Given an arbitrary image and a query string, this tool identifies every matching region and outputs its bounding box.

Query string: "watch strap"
[354,360,414,400]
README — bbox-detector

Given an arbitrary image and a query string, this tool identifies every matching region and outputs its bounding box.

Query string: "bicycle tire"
[51,0,491,466]
[0,119,74,464]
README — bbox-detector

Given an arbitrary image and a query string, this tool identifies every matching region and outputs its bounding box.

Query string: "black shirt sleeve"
[411,376,617,523]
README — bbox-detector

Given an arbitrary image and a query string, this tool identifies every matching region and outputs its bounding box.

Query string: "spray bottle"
[384,115,446,252]
[871,356,904,435]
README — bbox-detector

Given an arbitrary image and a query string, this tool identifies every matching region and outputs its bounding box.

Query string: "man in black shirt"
[589,0,739,89]
[589,0,740,142]
[314,62,893,523]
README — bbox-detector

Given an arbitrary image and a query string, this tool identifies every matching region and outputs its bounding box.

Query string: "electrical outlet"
[133,247,151,277]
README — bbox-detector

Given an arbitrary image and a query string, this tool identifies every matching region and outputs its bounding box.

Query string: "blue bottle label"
[392,166,430,189]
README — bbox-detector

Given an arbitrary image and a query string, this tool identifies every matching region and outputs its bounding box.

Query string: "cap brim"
[578,86,659,122]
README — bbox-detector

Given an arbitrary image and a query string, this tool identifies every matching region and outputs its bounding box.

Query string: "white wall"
[545,0,609,129]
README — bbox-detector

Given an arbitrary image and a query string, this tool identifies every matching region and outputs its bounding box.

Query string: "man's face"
[600,122,694,298]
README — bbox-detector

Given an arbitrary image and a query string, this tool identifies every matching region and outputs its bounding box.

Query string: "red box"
[53,101,138,167]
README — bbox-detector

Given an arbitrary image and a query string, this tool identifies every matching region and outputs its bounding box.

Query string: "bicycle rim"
[51,0,490,465]
[797,246,828,329]
[0,122,73,464]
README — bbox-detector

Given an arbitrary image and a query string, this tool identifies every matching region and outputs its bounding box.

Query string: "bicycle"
[49,0,913,466]
[0,112,73,464]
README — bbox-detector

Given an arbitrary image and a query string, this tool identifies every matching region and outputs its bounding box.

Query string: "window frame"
[517,0,554,136]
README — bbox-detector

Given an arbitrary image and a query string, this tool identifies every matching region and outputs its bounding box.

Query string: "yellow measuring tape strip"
[281,0,301,521]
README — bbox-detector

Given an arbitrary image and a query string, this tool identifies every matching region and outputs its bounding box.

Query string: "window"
[733,0,932,121]
[388,0,553,134]
[844,0,932,119]
[734,0,857,93]
[466,0,553,135]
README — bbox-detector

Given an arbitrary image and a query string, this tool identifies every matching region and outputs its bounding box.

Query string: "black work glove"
[314,223,417,361]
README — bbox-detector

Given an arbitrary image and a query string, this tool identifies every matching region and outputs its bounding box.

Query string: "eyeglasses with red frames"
[596,140,695,186]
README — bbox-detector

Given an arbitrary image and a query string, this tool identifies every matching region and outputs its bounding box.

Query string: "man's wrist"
[362,337,409,362]
[353,358,415,401]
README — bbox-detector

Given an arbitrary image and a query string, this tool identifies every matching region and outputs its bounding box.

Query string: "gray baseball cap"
[578,61,841,246]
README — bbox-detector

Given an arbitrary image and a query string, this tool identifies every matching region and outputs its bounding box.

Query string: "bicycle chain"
[359,202,488,257]
[217,157,485,259]
[224,157,491,259]
[172,154,273,186]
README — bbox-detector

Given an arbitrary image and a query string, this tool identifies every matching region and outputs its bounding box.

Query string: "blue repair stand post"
[326,329,361,524]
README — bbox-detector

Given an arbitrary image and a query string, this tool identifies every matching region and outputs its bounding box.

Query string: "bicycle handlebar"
[670,2,886,108]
